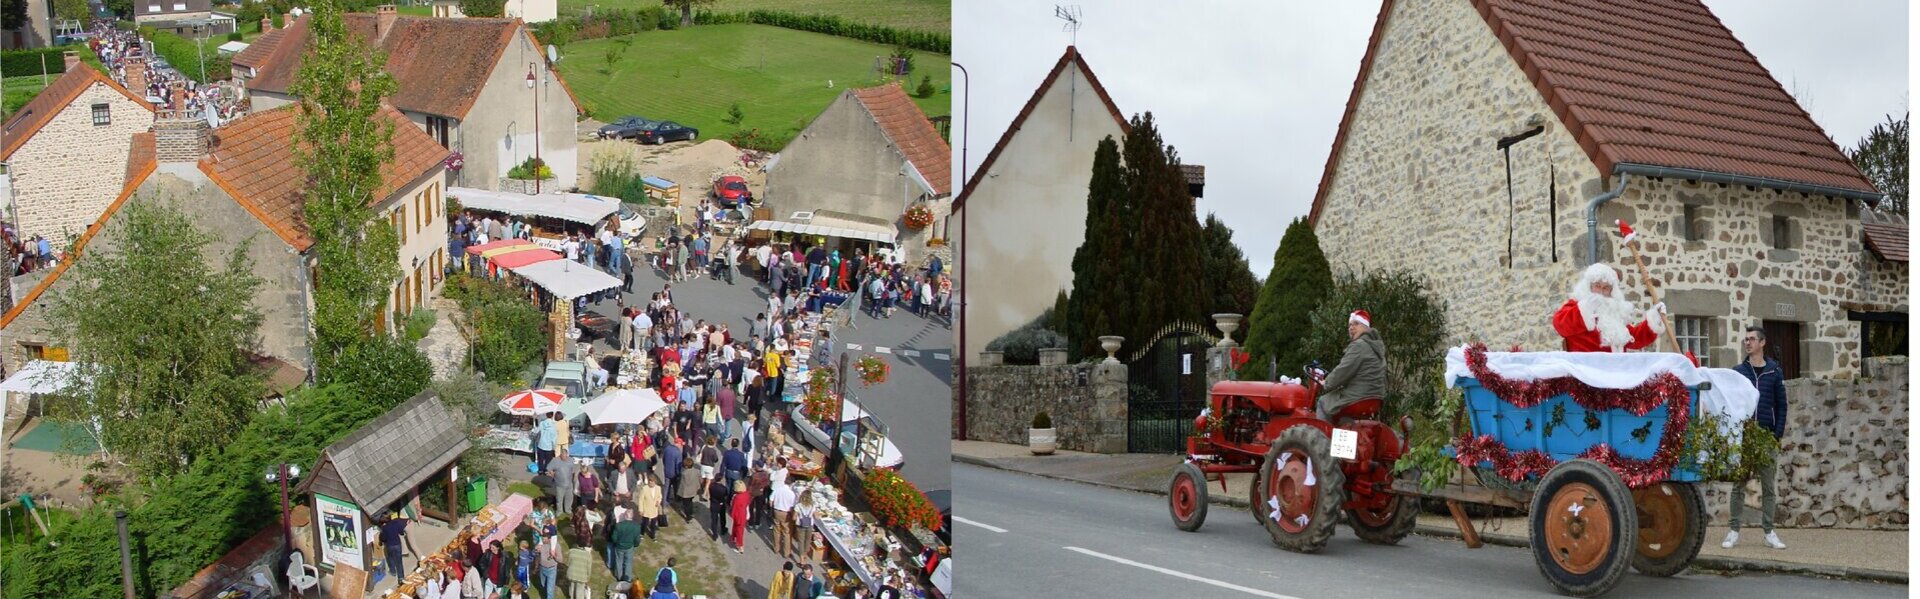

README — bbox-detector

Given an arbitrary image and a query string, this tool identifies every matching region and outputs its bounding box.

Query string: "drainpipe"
[1583,173,1630,266]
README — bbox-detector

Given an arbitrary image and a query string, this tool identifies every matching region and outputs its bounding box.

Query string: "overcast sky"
[953,0,1909,277]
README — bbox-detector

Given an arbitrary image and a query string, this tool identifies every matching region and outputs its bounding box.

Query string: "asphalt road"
[952,464,1904,599]
[589,261,953,493]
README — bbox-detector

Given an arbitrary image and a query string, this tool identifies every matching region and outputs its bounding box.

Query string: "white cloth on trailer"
[1443,347,1757,434]
[448,187,622,225]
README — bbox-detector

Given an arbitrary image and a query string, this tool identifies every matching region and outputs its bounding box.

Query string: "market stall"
[501,259,622,360]
[742,211,898,259]
[449,186,627,250]
[391,493,536,598]
[463,238,562,278]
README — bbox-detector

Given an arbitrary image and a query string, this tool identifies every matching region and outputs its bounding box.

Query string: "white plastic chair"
[286,550,320,597]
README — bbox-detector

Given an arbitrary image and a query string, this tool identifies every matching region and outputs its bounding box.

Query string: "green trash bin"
[463,476,488,513]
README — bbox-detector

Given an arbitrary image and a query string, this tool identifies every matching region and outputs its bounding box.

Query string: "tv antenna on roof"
[1055,5,1081,46]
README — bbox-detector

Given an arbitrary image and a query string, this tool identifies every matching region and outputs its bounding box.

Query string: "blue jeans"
[610,546,634,581]
[384,544,404,579]
[540,565,557,599]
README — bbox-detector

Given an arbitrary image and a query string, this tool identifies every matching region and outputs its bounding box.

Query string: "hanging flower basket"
[855,354,889,387]
[443,151,465,173]
[902,204,934,231]
[863,468,942,531]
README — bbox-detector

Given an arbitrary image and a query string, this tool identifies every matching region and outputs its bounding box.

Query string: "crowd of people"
[86,20,247,121]
[755,243,952,326]
[3,223,60,276]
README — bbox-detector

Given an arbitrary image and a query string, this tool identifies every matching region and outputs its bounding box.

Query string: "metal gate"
[1126,329,1214,453]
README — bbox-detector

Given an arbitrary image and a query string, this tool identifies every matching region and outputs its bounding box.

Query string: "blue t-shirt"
[677,387,695,408]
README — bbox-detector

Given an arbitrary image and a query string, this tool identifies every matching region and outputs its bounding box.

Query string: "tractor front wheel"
[1248,468,1266,525]
[1259,424,1344,553]
[1529,459,1637,597]
[1168,462,1209,532]
[1630,481,1705,577]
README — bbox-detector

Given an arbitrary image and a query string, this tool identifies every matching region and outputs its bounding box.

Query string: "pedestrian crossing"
[844,343,951,361]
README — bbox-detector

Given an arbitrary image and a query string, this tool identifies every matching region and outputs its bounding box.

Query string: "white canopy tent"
[507,260,622,299]
[0,360,78,394]
[582,388,668,425]
[744,219,896,246]
[448,187,623,226]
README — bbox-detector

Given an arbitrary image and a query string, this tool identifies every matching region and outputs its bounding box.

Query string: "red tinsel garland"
[1452,343,1693,488]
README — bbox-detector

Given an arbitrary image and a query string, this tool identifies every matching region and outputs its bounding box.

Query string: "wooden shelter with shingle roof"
[295,390,470,570]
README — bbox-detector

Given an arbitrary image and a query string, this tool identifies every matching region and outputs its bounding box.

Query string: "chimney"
[261,14,273,33]
[154,114,211,163]
[169,82,189,116]
[61,51,78,72]
[125,56,148,94]
[375,5,397,41]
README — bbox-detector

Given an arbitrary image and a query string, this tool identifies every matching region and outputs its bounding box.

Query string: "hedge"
[694,10,949,54]
[0,45,88,77]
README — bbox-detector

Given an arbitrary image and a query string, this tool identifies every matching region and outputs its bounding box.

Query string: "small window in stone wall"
[1674,316,1710,366]
[90,103,109,126]
[1681,204,1700,241]
[1772,215,1792,250]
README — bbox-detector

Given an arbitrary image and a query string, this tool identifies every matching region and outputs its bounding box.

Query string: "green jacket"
[1319,328,1387,418]
[610,519,643,550]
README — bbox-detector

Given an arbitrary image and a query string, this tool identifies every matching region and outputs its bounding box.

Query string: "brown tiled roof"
[247,15,555,120]
[0,160,156,331]
[852,83,952,196]
[1862,222,1907,262]
[1182,164,1205,186]
[0,67,154,161]
[198,104,451,251]
[231,26,286,69]
[953,46,1129,210]
[1310,0,1878,225]
[125,131,155,183]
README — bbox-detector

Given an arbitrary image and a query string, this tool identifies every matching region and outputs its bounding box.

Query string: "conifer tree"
[1239,217,1333,380]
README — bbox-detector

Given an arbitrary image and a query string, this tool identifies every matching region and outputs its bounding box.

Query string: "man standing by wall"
[1726,325,1789,550]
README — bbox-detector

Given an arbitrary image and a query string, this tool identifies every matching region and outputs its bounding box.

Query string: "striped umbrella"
[498,389,566,416]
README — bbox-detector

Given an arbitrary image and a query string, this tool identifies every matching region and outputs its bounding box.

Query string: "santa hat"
[1615,219,1637,245]
[1349,310,1371,327]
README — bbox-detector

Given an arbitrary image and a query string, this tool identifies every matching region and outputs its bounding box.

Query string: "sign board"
[1775,303,1796,318]
[1330,428,1359,460]
[1182,354,1192,375]
[314,494,365,570]
[328,563,367,599]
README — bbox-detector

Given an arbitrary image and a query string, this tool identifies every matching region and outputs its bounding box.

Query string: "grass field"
[559,0,950,32]
[558,23,950,151]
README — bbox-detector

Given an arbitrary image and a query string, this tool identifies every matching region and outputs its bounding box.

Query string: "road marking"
[953,516,1006,533]
[933,353,950,360]
[899,349,922,357]
[875,346,893,354]
[846,344,863,350]
[1061,547,1304,599]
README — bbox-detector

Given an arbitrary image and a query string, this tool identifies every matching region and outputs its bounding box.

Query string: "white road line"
[933,353,950,360]
[953,516,1006,533]
[875,346,893,354]
[846,344,863,350]
[899,349,922,357]
[1062,547,1304,599]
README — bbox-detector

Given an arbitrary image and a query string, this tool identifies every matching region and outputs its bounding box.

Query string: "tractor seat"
[1330,398,1384,426]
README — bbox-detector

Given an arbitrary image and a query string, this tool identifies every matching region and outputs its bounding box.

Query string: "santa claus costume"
[1552,263,1665,352]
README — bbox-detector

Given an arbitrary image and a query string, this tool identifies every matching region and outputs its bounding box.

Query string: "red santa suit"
[1552,299,1658,352]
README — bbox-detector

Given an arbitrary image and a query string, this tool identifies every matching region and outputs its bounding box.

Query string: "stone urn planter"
[1213,313,1243,346]
[1029,411,1056,455]
[1099,336,1124,364]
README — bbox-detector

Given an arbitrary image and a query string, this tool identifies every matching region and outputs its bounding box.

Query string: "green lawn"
[558,23,949,151]
[560,0,950,32]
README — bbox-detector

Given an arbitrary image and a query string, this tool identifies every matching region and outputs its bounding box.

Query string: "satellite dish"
[547,45,558,63]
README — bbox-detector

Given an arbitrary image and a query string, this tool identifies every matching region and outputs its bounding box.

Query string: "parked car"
[711,176,753,208]
[597,116,656,140]
[615,203,648,240]
[636,121,698,145]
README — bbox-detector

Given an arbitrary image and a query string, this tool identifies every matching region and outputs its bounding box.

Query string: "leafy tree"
[1063,136,1127,359]
[290,0,403,378]
[460,0,504,18]
[724,102,744,125]
[1199,213,1260,322]
[1299,269,1448,418]
[42,200,268,480]
[915,74,935,99]
[601,36,634,76]
[1238,217,1332,381]
[52,0,87,22]
[330,335,433,409]
[1846,112,1907,217]
[662,0,713,27]
[448,273,547,383]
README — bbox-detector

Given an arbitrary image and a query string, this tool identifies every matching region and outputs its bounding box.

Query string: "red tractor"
[1168,365,1421,552]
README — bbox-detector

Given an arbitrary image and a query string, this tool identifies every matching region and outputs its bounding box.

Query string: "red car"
[712,176,753,208]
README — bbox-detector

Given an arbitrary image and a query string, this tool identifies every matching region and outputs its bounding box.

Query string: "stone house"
[1310,0,1900,378]
[0,53,155,243]
[237,6,581,192]
[763,83,951,261]
[952,46,1129,360]
[0,104,450,378]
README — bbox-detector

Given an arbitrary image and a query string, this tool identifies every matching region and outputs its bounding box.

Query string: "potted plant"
[1029,411,1056,455]
[902,204,934,231]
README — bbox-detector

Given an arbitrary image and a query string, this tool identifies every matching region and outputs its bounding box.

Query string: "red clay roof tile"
[125,131,155,183]
[246,15,569,120]
[1862,222,1906,262]
[231,26,286,69]
[853,83,952,196]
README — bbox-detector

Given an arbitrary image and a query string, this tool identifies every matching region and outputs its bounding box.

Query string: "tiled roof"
[852,83,952,197]
[1863,221,1907,262]
[247,15,556,120]
[0,66,153,161]
[125,131,155,184]
[1310,0,1878,225]
[1181,164,1205,196]
[306,391,470,513]
[953,46,1128,210]
[198,104,450,251]
[230,26,286,69]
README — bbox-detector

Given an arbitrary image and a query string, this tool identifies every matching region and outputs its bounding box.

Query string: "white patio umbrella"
[582,387,668,425]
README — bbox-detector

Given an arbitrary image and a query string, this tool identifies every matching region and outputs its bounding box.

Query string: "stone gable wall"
[11,82,152,242]
[1313,0,1885,378]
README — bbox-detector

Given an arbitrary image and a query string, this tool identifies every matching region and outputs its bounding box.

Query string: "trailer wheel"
[1260,424,1344,553]
[1168,462,1209,532]
[1630,481,1705,577]
[1530,459,1637,597]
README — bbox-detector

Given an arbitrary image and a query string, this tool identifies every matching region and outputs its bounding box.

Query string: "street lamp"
[527,63,542,195]
[265,463,304,559]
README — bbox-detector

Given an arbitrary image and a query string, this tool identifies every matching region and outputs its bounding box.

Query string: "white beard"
[1573,287,1639,351]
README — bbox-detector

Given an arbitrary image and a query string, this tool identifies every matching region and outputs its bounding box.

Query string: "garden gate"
[1126,322,1217,453]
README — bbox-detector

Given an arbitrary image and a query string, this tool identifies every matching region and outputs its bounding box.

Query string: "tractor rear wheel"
[1348,490,1418,545]
[1529,459,1637,597]
[1259,424,1344,553]
[1168,462,1209,532]
[1630,481,1705,577]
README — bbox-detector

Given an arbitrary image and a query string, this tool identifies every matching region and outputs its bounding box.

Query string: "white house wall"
[455,27,578,193]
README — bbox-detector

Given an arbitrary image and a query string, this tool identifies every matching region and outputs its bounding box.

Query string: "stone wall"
[964,361,1127,453]
[11,80,153,242]
[1313,0,1891,378]
[1699,357,1908,530]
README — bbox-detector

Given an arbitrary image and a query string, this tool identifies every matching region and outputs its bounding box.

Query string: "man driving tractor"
[1318,309,1387,422]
